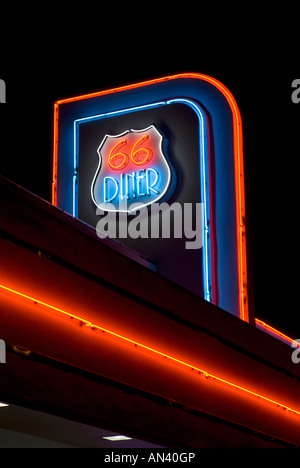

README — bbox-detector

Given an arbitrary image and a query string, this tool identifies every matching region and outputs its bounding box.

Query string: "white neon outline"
[73,99,211,302]
[91,125,171,214]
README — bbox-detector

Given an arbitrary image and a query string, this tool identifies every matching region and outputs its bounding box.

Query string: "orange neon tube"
[52,73,248,322]
[255,318,299,346]
[1,283,299,418]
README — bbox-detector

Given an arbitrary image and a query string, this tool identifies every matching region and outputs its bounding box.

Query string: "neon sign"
[53,73,249,323]
[92,125,172,213]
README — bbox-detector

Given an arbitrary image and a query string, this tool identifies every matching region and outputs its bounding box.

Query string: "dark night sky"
[0,20,299,339]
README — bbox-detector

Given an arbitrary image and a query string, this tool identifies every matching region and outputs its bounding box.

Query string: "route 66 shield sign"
[91,125,172,213]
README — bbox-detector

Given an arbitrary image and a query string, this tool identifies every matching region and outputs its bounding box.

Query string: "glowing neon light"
[103,168,160,204]
[108,139,128,171]
[53,73,247,321]
[91,125,172,215]
[79,101,211,302]
[103,177,119,203]
[167,98,211,302]
[108,134,154,170]
[131,135,153,165]
[146,168,159,194]
[255,319,300,346]
[74,101,210,301]
[0,283,299,418]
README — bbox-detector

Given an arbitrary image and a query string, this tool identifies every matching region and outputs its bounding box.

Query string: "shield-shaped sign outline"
[91,125,172,214]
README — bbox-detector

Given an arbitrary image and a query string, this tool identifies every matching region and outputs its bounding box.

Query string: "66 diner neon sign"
[91,125,172,213]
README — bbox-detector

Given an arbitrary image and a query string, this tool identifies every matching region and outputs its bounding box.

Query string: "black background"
[0,14,299,339]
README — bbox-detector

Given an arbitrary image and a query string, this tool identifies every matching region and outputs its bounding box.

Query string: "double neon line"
[1,283,299,418]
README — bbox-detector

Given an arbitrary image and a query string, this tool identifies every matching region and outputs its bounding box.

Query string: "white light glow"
[102,435,132,441]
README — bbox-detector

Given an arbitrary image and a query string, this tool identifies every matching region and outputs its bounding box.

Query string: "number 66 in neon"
[108,135,153,171]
